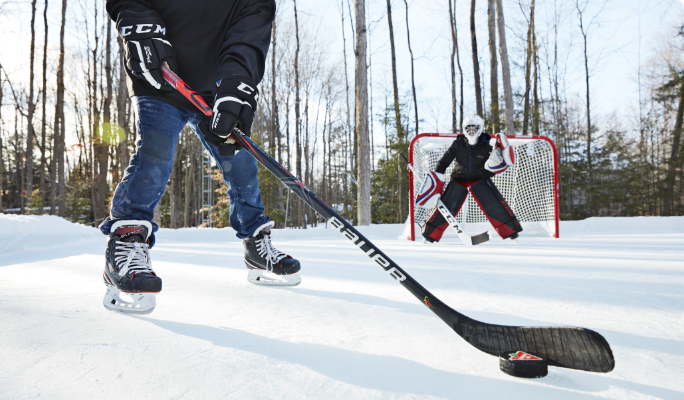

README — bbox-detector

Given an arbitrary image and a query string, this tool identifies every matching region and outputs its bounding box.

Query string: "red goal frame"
[407,133,560,241]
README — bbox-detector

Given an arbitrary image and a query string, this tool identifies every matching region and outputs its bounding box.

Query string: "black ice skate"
[103,220,161,314]
[244,221,301,286]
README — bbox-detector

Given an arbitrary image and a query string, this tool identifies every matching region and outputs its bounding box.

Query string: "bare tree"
[38,0,49,212]
[52,0,67,217]
[386,0,404,222]
[664,73,684,215]
[403,0,418,136]
[448,0,464,132]
[470,0,483,115]
[575,0,607,208]
[271,17,278,159]
[522,0,536,135]
[116,36,129,180]
[488,0,499,133]
[293,0,304,228]
[101,16,113,221]
[495,0,514,133]
[26,0,38,208]
[355,0,370,225]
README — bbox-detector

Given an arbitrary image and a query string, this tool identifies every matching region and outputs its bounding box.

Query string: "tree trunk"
[53,0,67,217]
[495,0,514,134]
[271,19,278,159]
[184,137,193,227]
[117,36,129,181]
[449,0,457,132]
[403,0,418,136]
[90,3,102,223]
[26,0,38,210]
[577,2,593,207]
[16,113,24,212]
[355,0,371,226]
[488,0,499,133]
[521,0,535,135]
[664,76,684,215]
[169,129,183,228]
[293,0,303,228]
[532,28,540,136]
[340,0,353,222]
[39,0,48,213]
[470,0,483,116]
[101,16,113,222]
[386,0,404,222]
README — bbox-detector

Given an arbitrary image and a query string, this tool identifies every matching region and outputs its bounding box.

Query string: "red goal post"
[407,133,559,240]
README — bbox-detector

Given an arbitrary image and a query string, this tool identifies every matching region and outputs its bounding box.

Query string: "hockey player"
[101,0,300,315]
[416,114,522,243]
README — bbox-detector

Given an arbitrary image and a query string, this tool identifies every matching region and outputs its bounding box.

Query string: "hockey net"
[406,133,559,240]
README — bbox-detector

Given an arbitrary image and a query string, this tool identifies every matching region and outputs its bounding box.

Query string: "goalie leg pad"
[469,178,522,239]
[421,181,468,242]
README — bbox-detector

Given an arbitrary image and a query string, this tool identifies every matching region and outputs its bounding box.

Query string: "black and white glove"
[116,10,177,90]
[197,77,259,157]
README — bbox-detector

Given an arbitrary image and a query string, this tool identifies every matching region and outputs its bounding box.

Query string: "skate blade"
[247,269,301,287]
[103,286,157,315]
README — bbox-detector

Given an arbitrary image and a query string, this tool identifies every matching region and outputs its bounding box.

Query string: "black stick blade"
[453,314,615,373]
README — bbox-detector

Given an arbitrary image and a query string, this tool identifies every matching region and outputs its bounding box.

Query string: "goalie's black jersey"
[434,133,496,183]
[106,0,275,112]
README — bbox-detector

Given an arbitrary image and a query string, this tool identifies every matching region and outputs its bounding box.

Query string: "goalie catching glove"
[416,171,446,209]
[197,77,259,157]
[485,133,515,174]
[117,10,177,91]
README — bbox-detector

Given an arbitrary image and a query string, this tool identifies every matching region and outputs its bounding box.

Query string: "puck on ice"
[499,351,548,378]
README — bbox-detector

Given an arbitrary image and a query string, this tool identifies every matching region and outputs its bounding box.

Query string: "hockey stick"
[399,154,490,246]
[162,64,615,373]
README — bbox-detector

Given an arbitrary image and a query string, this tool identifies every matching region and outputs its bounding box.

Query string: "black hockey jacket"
[434,133,496,183]
[106,0,275,112]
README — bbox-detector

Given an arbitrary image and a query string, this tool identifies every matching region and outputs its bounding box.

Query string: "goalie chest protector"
[435,134,495,182]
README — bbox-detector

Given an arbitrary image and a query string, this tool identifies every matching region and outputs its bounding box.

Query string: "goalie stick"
[162,64,615,374]
[400,153,490,246]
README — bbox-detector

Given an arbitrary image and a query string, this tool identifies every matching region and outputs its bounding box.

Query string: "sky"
[1,0,683,154]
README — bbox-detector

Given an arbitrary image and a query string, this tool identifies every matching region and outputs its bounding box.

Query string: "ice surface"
[1,214,683,399]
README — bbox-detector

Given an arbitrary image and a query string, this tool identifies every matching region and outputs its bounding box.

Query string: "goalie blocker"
[422,179,522,242]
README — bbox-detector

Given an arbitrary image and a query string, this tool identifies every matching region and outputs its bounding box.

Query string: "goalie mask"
[462,114,484,145]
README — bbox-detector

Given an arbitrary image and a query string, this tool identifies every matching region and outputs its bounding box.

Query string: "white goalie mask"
[462,114,485,145]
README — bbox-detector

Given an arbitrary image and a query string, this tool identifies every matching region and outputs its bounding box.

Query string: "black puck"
[499,351,548,378]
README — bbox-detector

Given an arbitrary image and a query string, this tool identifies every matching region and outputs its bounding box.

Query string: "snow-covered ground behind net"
[1,214,682,399]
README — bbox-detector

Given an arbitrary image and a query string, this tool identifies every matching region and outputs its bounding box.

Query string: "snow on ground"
[1,214,683,399]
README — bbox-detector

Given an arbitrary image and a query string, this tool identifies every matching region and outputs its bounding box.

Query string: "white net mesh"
[410,135,558,238]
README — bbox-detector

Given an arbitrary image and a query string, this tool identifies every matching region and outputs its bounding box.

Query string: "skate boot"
[103,220,161,314]
[244,221,301,286]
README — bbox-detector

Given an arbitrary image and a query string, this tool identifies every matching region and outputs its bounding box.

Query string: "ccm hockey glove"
[416,171,445,209]
[117,10,177,90]
[197,78,259,157]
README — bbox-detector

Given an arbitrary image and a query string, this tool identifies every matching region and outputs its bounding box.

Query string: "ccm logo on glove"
[120,24,166,36]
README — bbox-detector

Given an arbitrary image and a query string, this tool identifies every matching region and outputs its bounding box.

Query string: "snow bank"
[561,216,684,234]
[0,214,101,255]
[2,213,682,256]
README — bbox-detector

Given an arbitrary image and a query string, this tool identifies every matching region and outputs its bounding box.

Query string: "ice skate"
[244,221,301,286]
[103,220,161,314]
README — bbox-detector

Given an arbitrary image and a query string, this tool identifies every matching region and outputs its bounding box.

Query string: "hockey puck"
[499,351,548,378]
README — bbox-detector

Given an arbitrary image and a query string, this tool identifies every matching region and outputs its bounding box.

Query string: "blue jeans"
[99,96,269,245]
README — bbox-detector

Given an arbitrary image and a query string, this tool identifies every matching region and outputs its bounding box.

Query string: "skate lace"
[255,233,287,272]
[114,241,154,278]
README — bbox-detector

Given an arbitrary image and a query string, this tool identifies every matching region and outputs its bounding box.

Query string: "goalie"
[417,115,522,243]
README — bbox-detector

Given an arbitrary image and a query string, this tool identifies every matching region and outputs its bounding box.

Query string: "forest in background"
[0,0,683,230]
